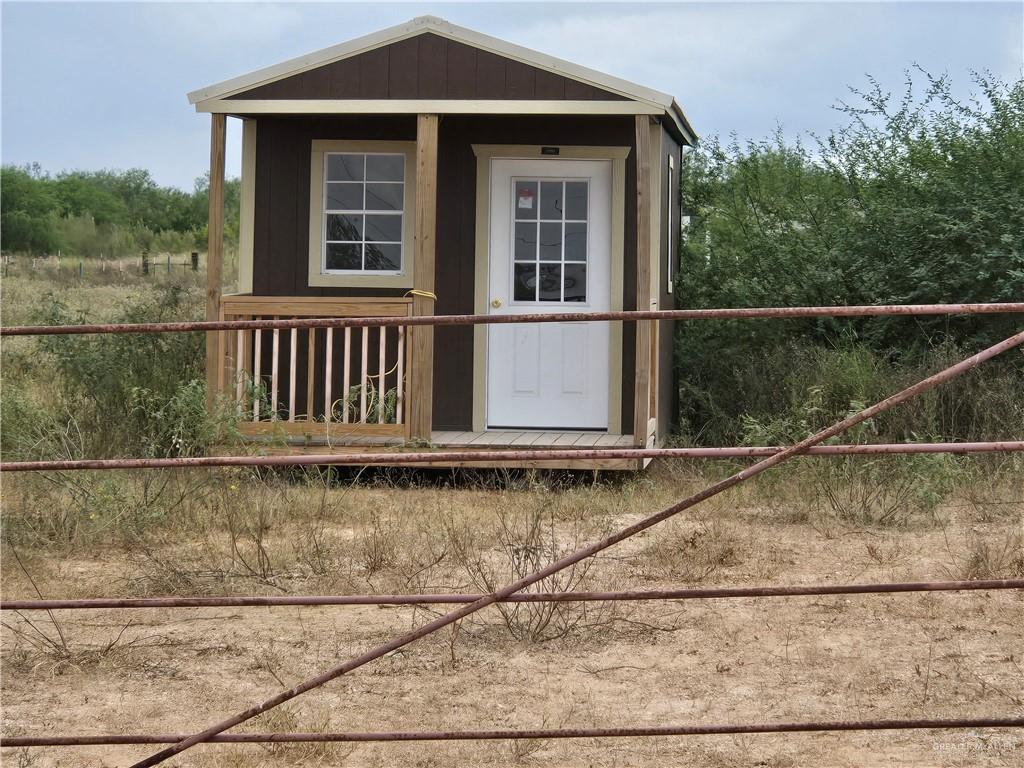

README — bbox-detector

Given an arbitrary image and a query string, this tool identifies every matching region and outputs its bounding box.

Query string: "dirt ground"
[2,461,1022,767]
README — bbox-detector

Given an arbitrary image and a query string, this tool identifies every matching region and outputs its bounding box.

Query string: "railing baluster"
[360,327,369,423]
[271,324,280,420]
[217,329,227,394]
[306,329,315,421]
[396,325,404,425]
[252,324,262,422]
[288,328,297,422]
[222,325,235,402]
[378,326,387,424]
[235,328,245,413]
[342,327,351,423]
[324,328,333,423]
[210,297,418,433]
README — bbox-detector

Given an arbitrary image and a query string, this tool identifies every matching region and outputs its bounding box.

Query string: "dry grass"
[3,459,1023,767]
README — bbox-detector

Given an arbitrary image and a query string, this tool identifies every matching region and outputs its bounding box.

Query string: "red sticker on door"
[517,188,534,209]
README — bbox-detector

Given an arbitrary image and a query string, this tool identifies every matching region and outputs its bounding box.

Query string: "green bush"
[676,70,1024,443]
[0,380,83,461]
[811,453,963,528]
[703,339,1023,447]
[35,285,223,457]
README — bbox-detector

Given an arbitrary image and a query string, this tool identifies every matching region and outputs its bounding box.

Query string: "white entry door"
[486,158,612,430]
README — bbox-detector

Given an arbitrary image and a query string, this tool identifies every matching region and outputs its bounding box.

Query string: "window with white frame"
[666,154,674,294]
[308,141,415,288]
[322,152,405,273]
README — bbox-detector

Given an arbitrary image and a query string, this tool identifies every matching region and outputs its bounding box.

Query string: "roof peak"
[186,15,696,143]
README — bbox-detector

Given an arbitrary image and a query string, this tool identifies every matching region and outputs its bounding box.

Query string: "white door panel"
[486,158,611,430]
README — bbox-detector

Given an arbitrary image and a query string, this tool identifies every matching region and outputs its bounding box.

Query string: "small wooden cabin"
[189,15,696,470]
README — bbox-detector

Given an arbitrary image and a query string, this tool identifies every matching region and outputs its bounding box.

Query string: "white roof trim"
[195,99,665,117]
[186,15,697,142]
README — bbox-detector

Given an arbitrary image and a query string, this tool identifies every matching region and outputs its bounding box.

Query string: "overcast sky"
[2,2,1021,190]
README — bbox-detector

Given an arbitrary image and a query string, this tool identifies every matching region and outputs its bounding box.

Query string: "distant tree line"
[676,70,1023,443]
[1,165,240,257]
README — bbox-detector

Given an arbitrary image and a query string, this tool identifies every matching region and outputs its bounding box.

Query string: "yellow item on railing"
[405,289,437,301]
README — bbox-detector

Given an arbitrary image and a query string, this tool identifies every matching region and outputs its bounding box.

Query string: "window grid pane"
[323,153,404,274]
[511,177,588,303]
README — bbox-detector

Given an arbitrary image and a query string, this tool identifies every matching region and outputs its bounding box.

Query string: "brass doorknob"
[491,298,503,308]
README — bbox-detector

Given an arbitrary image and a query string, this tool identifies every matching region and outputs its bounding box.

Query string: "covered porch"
[204,290,644,469]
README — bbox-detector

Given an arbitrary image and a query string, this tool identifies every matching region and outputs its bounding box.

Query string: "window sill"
[308,269,414,289]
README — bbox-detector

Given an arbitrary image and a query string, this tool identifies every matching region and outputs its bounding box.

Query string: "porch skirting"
[237,430,641,470]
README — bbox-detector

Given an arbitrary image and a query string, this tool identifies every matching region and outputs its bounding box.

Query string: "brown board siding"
[251,115,417,298]
[233,34,628,102]
[248,113,637,432]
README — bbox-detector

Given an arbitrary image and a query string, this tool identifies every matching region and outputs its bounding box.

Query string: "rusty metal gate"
[2,302,1023,766]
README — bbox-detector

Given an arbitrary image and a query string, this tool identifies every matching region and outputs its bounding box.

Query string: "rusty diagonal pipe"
[1,302,1022,337]
[127,330,1024,767]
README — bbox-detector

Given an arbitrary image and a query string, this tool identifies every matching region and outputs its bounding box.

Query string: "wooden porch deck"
[247,430,641,470]
[431,431,635,448]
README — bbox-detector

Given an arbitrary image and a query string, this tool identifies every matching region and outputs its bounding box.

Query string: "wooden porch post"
[633,115,653,445]
[206,113,226,410]
[410,114,439,441]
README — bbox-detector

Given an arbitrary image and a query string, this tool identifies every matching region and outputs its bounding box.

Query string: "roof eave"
[669,100,699,146]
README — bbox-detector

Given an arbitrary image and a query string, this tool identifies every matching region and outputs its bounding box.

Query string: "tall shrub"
[676,71,1024,443]
[37,286,213,457]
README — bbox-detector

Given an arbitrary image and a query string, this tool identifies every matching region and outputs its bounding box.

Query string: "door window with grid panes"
[511,179,588,303]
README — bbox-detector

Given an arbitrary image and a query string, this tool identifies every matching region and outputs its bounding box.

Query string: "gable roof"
[187,15,696,144]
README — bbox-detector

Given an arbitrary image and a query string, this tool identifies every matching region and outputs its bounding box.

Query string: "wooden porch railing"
[215,296,413,440]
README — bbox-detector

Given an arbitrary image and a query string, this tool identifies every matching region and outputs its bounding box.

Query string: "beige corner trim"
[608,152,626,436]
[307,139,416,289]
[196,99,665,116]
[471,144,628,435]
[237,119,257,294]
[472,153,490,432]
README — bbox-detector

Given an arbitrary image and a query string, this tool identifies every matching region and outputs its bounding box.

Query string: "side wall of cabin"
[657,125,684,442]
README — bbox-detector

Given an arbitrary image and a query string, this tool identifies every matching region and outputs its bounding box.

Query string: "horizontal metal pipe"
[4,579,1021,611]
[130,331,1024,767]
[4,716,1022,747]
[2,303,1022,337]
[2,440,1021,473]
